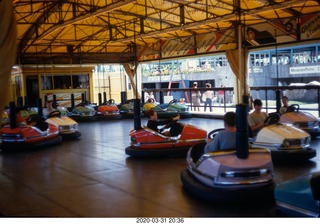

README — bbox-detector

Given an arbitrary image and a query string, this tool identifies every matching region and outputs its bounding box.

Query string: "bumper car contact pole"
[9,102,17,129]
[132,23,141,130]
[71,94,75,109]
[275,30,282,113]
[53,94,57,108]
[236,104,249,159]
[37,98,43,119]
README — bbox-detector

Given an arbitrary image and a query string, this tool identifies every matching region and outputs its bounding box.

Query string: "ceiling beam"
[34,0,137,44]
[17,1,61,54]
[117,0,308,43]
[19,52,135,65]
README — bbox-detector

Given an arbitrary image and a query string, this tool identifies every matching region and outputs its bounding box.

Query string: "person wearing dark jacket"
[146,109,181,136]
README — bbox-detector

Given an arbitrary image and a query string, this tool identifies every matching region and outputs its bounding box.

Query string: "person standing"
[203,83,214,112]
[149,91,155,102]
[191,82,201,111]
[217,85,224,106]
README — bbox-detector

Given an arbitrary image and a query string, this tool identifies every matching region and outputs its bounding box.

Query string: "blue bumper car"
[275,172,320,217]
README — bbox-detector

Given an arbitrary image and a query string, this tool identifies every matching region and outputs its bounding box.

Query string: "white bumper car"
[280,104,320,139]
[181,142,275,203]
[45,110,81,140]
[250,113,316,163]
[181,104,275,203]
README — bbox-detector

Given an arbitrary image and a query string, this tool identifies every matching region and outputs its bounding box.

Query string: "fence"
[143,85,320,117]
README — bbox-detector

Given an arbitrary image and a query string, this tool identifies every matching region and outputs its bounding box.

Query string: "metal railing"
[143,85,320,117]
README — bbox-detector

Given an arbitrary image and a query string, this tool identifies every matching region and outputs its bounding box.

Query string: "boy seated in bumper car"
[146,109,182,136]
[204,111,236,153]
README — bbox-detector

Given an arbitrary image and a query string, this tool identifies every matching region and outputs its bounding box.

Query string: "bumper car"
[181,144,275,203]
[142,98,158,112]
[0,103,62,151]
[250,112,316,163]
[279,104,320,138]
[275,172,320,217]
[45,110,81,140]
[119,99,134,118]
[154,99,191,118]
[56,106,70,116]
[68,105,97,122]
[96,99,121,120]
[180,104,275,204]
[119,99,143,118]
[2,110,9,124]
[125,121,207,158]
[19,107,38,119]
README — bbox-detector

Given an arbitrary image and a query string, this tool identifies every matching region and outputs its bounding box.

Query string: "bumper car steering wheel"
[264,112,280,126]
[48,110,61,118]
[286,104,299,113]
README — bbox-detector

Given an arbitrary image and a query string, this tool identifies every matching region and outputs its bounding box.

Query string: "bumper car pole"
[159,90,164,104]
[53,94,57,108]
[236,103,249,159]
[98,93,102,105]
[276,89,281,113]
[81,93,85,103]
[103,92,107,103]
[71,94,75,109]
[133,99,141,130]
[9,101,17,129]
[37,98,43,119]
[121,91,127,104]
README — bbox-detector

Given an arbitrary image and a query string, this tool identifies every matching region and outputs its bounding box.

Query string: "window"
[41,74,89,90]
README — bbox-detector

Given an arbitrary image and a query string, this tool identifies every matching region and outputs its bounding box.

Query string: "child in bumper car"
[146,109,181,136]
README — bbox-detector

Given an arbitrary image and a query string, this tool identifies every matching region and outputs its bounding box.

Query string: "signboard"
[289,65,320,75]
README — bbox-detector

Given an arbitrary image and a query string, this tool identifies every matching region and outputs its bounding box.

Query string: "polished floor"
[0,116,319,217]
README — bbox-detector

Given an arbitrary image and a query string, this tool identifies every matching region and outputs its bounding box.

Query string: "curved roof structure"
[13,0,320,65]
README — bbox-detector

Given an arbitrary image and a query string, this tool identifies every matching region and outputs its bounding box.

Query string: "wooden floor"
[0,117,319,217]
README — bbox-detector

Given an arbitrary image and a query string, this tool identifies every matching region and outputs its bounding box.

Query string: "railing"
[143,85,320,117]
[143,87,234,112]
[250,86,320,117]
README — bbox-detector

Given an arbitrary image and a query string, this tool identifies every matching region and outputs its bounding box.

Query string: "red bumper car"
[0,103,62,151]
[96,99,121,120]
[125,122,207,158]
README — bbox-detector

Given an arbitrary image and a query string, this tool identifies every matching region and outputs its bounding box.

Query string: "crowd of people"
[190,82,233,112]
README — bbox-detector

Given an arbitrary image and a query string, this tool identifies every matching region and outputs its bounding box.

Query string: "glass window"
[53,75,71,89]
[72,74,89,88]
[41,75,53,90]
[41,74,90,90]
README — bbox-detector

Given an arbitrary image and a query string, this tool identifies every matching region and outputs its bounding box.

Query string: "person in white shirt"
[203,83,214,112]
[191,82,201,111]
[248,99,268,137]
[43,100,58,119]
[279,96,289,114]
